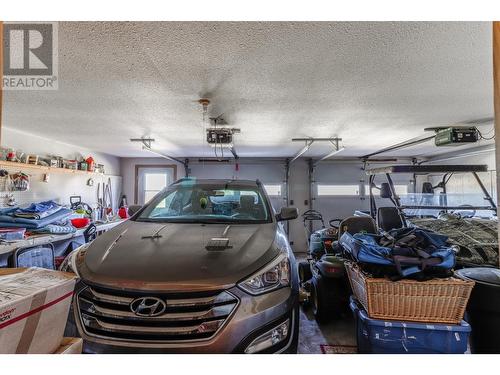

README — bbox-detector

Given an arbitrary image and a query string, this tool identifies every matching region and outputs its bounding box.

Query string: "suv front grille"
[76,285,238,342]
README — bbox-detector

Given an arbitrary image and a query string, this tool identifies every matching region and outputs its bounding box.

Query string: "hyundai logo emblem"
[130,297,166,317]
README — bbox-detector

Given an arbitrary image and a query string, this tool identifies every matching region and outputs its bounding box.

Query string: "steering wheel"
[302,209,323,219]
[329,219,342,229]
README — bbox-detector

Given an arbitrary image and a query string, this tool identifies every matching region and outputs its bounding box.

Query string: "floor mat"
[320,344,358,354]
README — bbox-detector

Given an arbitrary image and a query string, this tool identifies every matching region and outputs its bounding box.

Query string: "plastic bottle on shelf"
[7,149,16,162]
[86,156,95,172]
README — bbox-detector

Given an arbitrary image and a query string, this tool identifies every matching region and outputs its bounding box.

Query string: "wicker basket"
[345,262,475,324]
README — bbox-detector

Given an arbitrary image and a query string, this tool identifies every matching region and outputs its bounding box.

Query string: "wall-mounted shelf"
[0,160,104,176]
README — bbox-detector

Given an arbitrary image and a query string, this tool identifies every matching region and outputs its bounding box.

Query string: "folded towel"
[30,224,76,234]
[0,207,18,215]
[0,208,73,229]
[13,200,62,220]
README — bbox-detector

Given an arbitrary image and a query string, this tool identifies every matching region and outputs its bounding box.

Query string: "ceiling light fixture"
[198,98,210,124]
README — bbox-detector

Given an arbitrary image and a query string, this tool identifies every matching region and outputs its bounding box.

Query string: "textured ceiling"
[4,22,495,158]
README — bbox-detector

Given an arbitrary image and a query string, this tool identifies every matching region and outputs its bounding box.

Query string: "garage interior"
[1,21,500,355]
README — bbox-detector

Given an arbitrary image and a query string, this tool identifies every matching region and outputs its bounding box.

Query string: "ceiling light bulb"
[198,98,210,125]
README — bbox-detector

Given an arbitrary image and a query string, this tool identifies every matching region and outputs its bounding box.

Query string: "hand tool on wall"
[106,177,113,215]
[96,182,104,222]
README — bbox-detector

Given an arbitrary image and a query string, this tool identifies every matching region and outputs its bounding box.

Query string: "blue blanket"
[0,208,73,229]
[339,228,455,277]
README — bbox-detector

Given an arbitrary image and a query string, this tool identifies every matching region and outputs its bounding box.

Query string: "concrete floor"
[297,301,356,353]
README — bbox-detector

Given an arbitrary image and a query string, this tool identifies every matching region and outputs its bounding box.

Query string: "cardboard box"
[53,337,83,354]
[0,268,76,354]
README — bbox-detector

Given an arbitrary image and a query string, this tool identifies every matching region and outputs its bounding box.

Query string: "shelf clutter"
[1,147,106,177]
[0,148,109,208]
[0,160,103,176]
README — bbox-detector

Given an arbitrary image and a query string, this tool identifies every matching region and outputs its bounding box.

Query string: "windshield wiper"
[141,224,169,240]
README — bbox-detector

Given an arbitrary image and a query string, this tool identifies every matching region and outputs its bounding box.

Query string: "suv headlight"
[59,244,88,277]
[238,253,290,295]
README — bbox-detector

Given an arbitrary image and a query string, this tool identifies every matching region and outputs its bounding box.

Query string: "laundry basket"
[345,261,474,324]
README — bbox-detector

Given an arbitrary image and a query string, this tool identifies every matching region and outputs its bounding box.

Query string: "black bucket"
[455,267,500,354]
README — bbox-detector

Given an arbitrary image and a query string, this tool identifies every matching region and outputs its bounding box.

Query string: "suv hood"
[78,220,280,292]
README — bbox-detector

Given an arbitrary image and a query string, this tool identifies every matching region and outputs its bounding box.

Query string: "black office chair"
[377,207,404,232]
[339,216,377,235]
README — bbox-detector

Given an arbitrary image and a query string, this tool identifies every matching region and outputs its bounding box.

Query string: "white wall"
[1,127,122,209]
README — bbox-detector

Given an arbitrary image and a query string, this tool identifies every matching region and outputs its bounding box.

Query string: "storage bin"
[345,261,474,324]
[349,296,471,354]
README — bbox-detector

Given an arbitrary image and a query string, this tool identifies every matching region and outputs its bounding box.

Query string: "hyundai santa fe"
[62,178,300,353]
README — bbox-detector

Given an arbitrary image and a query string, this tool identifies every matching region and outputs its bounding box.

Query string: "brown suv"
[62,179,299,353]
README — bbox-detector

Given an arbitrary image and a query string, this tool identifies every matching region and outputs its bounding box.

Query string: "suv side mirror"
[128,205,143,216]
[380,183,392,199]
[276,207,299,221]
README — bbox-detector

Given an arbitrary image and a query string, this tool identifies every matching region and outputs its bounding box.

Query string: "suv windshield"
[136,181,272,224]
